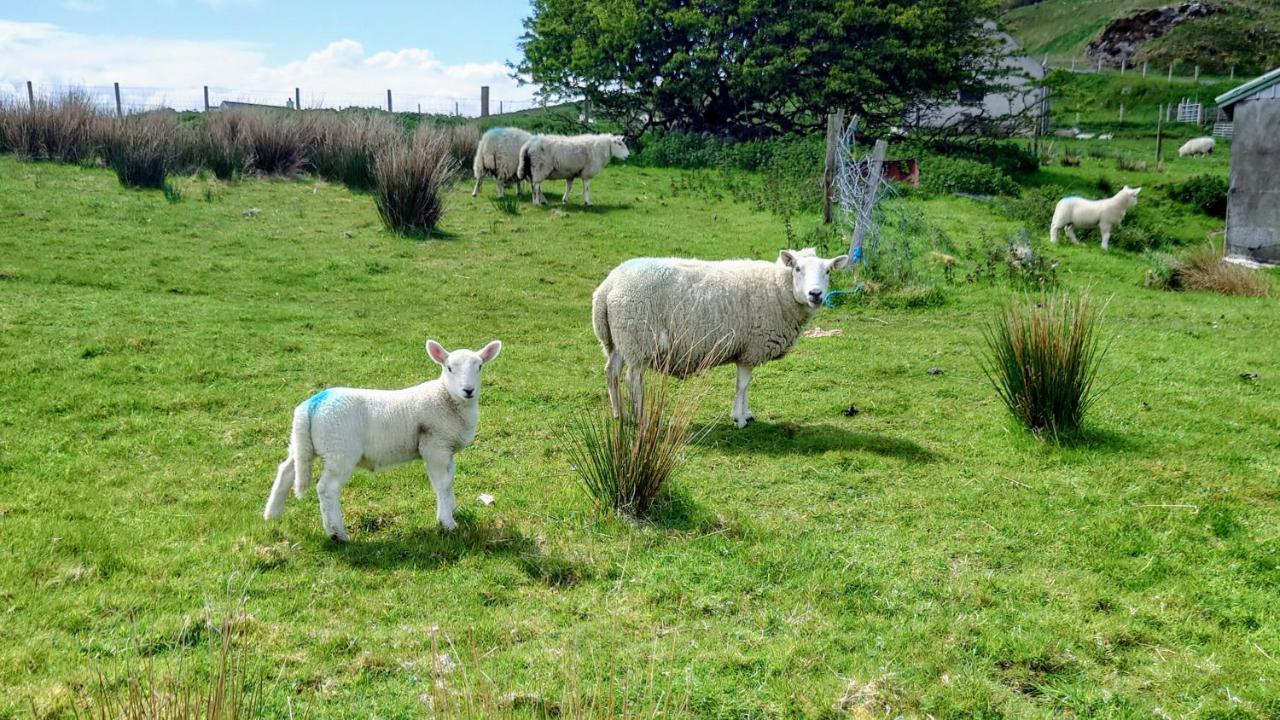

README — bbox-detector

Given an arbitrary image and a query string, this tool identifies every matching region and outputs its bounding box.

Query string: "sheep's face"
[778,248,850,309]
[1121,185,1141,207]
[609,135,630,160]
[427,339,503,401]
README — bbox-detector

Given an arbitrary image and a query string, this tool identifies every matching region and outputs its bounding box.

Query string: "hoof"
[439,518,458,531]
[329,531,350,543]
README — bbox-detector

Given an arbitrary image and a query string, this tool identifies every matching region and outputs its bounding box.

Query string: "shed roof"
[1215,66,1280,109]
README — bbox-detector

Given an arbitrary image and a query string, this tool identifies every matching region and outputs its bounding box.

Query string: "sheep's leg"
[583,178,592,206]
[605,352,624,418]
[626,364,645,418]
[496,178,505,199]
[1049,223,1060,244]
[1100,225,1111,251]
[316,456,358,542]
[562,178,574,203]
[264,455,294,520]
[1065,225,1081,244]
[532,181,544,205]
[421,441,459,530]
[471,176,482,198]
[731,364,754,428]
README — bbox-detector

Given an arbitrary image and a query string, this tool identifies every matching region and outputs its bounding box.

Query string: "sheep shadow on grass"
[705,421,939,463]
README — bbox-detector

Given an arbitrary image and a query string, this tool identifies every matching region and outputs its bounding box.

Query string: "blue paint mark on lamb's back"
[306,388,335,414]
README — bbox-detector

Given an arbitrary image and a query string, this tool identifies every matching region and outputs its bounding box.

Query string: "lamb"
[263,339,503,541]
[1049,186,1141,251]
[592,248,849,428]
[472,127,534,199]
[518,133,629,206]
[1178,136,1216,157]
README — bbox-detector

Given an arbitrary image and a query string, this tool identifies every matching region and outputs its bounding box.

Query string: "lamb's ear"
[828,255,850,271]
[778,249,798,268]
[1132,186,1142,195]
[479,340,502,364]
[426,340,449,366]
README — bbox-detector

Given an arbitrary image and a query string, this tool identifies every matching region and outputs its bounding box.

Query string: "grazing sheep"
[263,339,503,541]
[472,127,534,199]
[518,133,629,206]
[1050,186,1141,251]
[592,248,849,428]
[1178,136,1216,157]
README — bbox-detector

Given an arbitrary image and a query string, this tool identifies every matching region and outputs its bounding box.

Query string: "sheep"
[592,248,849,428]
[1178,136,1216,157]
[263,339,503,541]
[1049,186,1141,251]
[472,127,534,199]
[518,133,629,206]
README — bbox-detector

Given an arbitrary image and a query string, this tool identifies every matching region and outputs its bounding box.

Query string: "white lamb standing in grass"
[592,248,849,428]
[518,133,629,206]
[263,339,502,541]
[472,127,534,199]
[1178,136,1216,157]
[1049,186,1141,251]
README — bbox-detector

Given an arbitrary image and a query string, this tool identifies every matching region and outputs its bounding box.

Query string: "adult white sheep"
[592,248,849,428]
[263,339,502,541]
[1049,186,1141,251]
[472,127,534,198]
[518,133,629,206]
[1178,136,1216,157]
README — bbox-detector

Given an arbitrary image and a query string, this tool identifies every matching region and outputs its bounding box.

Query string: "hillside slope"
[1002,0,1280,74]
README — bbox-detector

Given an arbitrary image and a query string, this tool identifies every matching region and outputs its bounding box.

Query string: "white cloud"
[62,0,104,12]
[0,20,536,115]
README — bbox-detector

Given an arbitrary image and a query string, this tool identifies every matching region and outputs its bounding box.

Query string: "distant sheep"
[263,339,503,541]
[518,133,629,206]
[472,127,534,199]
[1178,137,1216,157]
[1050,186,1141,251]
[592,248,848,428]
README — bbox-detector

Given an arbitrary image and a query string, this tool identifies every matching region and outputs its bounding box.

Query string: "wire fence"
[0,80,542,118]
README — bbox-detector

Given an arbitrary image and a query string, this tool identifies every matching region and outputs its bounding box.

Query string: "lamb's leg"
[316,456,357,542]
[606,351,624,418]
[626,364,645,418]
[1100,225,1111,251]
[496,178,505,199]
[1050,223,1060,244]
[532,181,544,205]
[732,364,754,428]
[264,456,294,520]
[471,176,482,198]
[562,177,574,204]
[1065,225,1081,244]
[583,178,592,206]
[421,441,458,530]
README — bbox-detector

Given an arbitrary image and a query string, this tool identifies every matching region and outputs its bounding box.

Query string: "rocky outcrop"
[1087,3,1216,68]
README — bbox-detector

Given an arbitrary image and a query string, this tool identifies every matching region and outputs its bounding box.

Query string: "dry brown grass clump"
[1152,243,1272,298]
[0,91,104,163]
[306,111,402,190]
[101,112,182,189]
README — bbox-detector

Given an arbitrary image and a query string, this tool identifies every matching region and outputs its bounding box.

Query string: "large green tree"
[514,0,1003,137]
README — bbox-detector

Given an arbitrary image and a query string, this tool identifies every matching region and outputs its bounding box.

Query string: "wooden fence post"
[295,87,301,110]
[821,110,843,225]
[454,101,459,116]
[499,100,503,115]
[113,82,122,117]
[1194,65,1200,83]
[1119,104,1125,123]
[203,86,210,111]
[850,139,887,259]
[1121,58,1126,75]
[1168,64,1174,82]
[480,86,490,117]
[26,80,34,107]
[1143,61,1148,77]
[1155,104,1164,165]
[386,89,392,112]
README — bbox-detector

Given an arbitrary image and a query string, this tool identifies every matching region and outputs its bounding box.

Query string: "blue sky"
[0,1,539,113]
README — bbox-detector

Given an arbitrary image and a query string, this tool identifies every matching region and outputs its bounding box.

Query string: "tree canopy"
[514,0,1003,137]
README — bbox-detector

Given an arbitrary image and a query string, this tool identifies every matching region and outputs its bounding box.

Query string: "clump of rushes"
[241,110,308,177]
[445,123,480,169]
[0,91,103,163]
[102,112,180,189]
[1147,243,1271,298]
[372,126,459,237]
[981,291,1110,437]
[193,110,253,180]
[306,111,401,190]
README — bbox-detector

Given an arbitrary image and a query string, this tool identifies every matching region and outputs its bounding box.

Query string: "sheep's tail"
[591,284,613,355]
[291,404,315,498]
[518,142,533,181]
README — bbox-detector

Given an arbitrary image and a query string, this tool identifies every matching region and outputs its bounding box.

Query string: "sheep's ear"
[778,250,798,268]
[829,255,850,271]
[479,340,502,364]
[426,340,449,366]
[1132,187,1142,195]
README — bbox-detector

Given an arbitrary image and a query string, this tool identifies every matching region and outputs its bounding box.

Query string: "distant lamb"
[1050,186,1141,251]
[519,133,629,206]
[1178,137,1216,157]
[472,127,534,199]
[592,248,849,428]
[263,339,503,541]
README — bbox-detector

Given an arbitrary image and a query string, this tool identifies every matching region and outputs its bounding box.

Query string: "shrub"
[101,112,180,189]
[921,155,1018,197]
[919,139,1039,179]
[1115,154,1148,172]
[194,111,253,180]
[966,230,1059,289]
[241,110,307,176]
[981,292,1109,437]
[0,91,104,163]
[1146,243,1271,297]
[372,126,459,237]
[1001,185,1066,230]
[306,112,400,190]
[1167,174,1228,218]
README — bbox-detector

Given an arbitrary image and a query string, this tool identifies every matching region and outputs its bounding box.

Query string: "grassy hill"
[1002,0,1280,75]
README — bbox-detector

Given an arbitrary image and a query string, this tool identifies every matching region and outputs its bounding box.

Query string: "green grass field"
[2,150,1279,718]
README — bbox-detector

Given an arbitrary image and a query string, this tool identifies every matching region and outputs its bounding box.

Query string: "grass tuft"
[305,112,402,190]
[1146,243,1271,297]
[241,110,307,177]
[372,126,458,237]
[102,113,180,189]
[193,111,253,180]
[0,91,103,164]
[980,291,1110,437]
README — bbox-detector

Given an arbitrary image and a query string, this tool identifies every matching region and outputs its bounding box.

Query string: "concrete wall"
[1226,99,1280,262]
